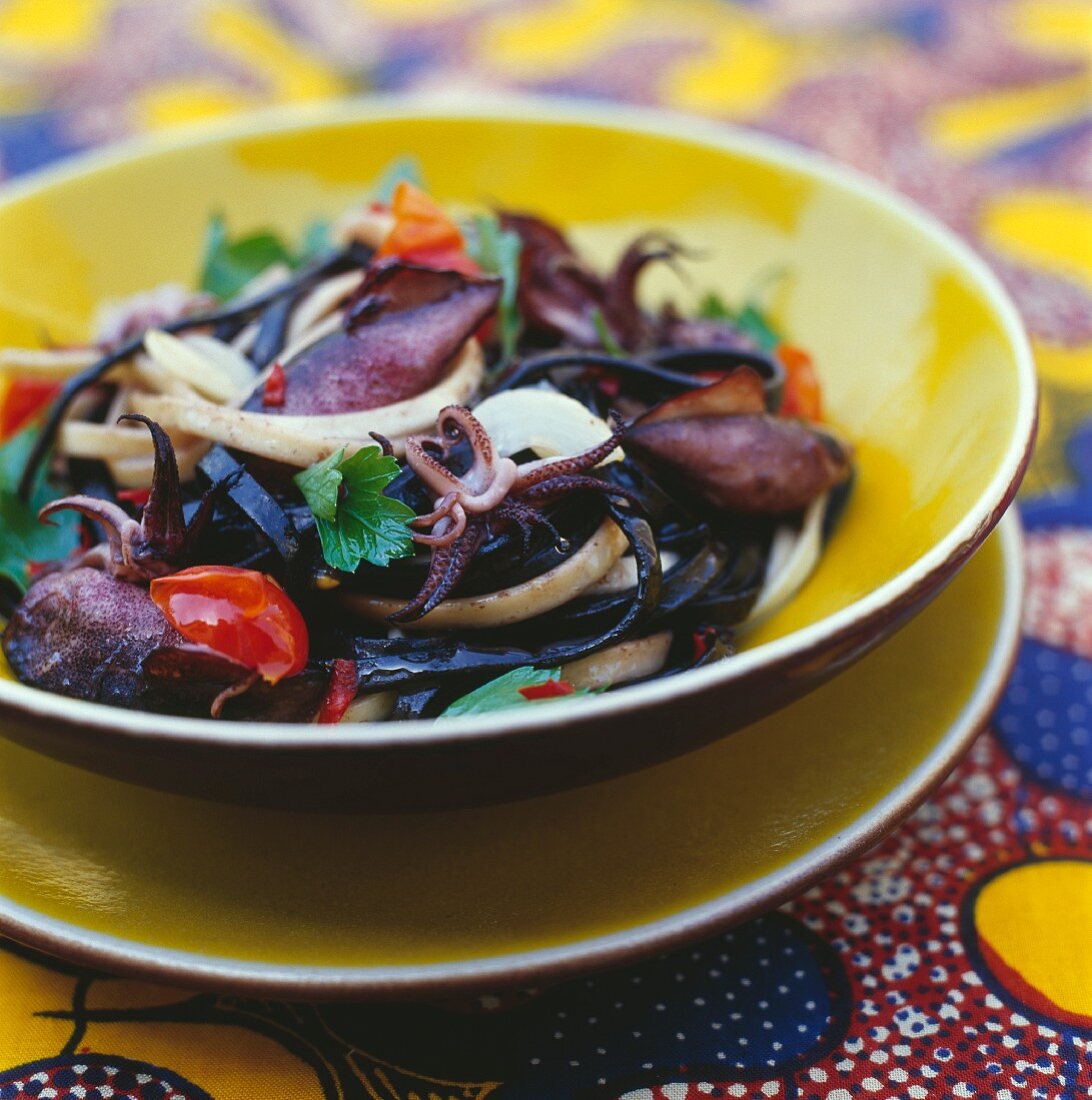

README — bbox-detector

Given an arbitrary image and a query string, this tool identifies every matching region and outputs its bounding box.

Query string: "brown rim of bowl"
[0,516,1024,999]
[0,95,1038,755]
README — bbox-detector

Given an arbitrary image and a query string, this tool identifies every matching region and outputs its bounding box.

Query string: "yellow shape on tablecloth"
[1032,341,1092,389]
[981,189,1092,289]
[0,949,77,1066]
[136,79,259,131]
[0,0,115,57]
[659,8,796,117]
[201,2,347,103]
[480,0,637,75]
[973,861,1092,1026]
[1007,0,1092,57]
[926,74,1091,159]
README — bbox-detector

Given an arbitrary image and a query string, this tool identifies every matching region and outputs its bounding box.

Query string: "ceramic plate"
[0,518,1021,999]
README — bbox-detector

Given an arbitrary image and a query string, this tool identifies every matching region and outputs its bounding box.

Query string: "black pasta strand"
[17,246,364,501]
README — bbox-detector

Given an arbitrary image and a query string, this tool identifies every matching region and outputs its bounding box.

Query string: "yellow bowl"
[0,97,1036,810]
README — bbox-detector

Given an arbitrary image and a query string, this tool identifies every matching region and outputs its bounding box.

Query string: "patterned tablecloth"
[0,2,1089,1097]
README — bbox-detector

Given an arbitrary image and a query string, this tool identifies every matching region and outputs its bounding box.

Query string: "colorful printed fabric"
[0,1,1089,1097]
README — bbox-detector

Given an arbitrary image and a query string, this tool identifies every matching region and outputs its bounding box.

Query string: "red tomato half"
[150,566,309,684]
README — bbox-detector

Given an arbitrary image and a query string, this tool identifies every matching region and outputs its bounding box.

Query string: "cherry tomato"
[776,344,823,421]
[0,377,62,440]
[150,566,309,684]
[376,181,479,275]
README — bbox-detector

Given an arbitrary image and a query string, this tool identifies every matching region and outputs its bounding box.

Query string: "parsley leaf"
[590,307,625,357]
[372,155,424,204]
[199,213,296,301]
[441,666,589,718]
[698,290,782,351]
[466,213,523,365]
[294,446,416,573]
[0,427,80,594]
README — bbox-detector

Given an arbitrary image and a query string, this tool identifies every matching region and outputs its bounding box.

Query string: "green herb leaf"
[200,213,296,301]
[294,446,416,573]
[697,290,782,351]
[293,447,344,523]
[590,307,624,357]
[466,213,523,365]
[297,218,334,265]
[0,427,80,594]
[698,291,733,322]
[736,303,781,352]
[372,155,424,204]
[441,666,590,718]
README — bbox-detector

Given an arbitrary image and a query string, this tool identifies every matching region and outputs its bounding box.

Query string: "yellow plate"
[0,518,1021,997]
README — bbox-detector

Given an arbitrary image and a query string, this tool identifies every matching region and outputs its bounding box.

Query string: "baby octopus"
[395,405,632,622]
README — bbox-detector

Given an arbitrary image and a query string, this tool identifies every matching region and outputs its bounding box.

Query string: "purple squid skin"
[3,568,328,720]
[626,414,853,514]
[246,262,501,417]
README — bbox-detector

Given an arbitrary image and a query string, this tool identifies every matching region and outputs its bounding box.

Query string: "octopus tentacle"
[512,428,625,491]
[39,495,143,576]
[389,521,487,623]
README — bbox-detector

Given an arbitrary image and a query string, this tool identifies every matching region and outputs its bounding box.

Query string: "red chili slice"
[262,363,287,407]
[316,658,359,724]
[519,678,576,701]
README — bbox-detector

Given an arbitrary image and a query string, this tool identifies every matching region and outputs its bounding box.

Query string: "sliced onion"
[584,549,678,596]
[60,421,195,459]
[143,329,240,403]
[471,389,623,463]
[341,518,629,630]
[287,270,364,342]
[0,347,99,378]
[743,493,829,627]
[561,630,673,691]
[339,691,396,723]
[108,438,206,488]
[334,206,395,249]
[132,338,484,467]
[181,333,258,392]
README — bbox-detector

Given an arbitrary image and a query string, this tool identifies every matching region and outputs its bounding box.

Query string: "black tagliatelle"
[0,171,854,723]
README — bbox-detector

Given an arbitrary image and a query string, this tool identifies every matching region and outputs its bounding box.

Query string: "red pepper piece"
[316,658,359,724]
[777,343,822,421]
[1,378,62,440]
[262,363,287,407]
[117,487,151,509]
[519,678,576,701]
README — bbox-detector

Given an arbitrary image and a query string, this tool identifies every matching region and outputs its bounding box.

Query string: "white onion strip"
[143,329,239,403]
[743,493,829,628]
[0,347,99,378]
[561,631,673,691]
[340,519,628,630]
[287,271,363,342]
[131,339,484,467]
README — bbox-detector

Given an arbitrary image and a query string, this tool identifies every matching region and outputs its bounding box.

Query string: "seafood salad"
[0,162,853,723]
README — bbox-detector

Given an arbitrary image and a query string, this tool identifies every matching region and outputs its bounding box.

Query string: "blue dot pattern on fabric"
[0,1055,212,1100]
[318,912,848,1098]
[995,639,1092,800]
